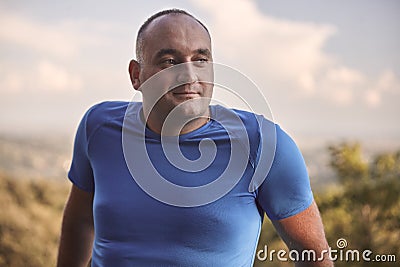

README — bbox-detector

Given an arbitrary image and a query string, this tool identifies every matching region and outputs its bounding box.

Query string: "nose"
[176,63,197,84]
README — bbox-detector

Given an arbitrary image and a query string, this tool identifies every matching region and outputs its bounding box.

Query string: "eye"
[162,59,177,65]
[195,58,208,63]
[193,58,209,67]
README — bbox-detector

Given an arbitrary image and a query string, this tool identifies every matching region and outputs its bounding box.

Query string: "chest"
[88,125,262,245]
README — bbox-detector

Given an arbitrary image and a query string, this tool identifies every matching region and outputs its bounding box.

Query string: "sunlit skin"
[129,14,213,135]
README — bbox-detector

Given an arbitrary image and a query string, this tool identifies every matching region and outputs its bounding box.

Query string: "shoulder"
[85,101,130,120]
[274,125,304,164]
[257,125,312,220]
[81,101,133,139]
[264,124,309,189]
[211,105,264,134]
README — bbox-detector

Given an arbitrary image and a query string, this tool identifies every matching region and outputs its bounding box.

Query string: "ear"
[128,59,141,90]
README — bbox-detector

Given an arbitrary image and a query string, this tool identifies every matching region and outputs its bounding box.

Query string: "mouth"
[171,85,201,99]
[171,92,201,101]
[173,91,200,96]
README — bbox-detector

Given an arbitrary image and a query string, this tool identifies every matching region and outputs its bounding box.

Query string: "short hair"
[135,8,210,63]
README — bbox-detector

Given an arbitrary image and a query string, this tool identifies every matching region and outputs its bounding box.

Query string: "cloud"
[364,89,381,108]
[36,60,83,92]
[0,13,78,58]
[192,0,336,94]
[0,10,119,93]
[318,66,365,105]
[0,72,23,93]
[192,0,400,110]
[0,11,113,59]
[375,69,400,94]
[0,60,82,93]
[364,70,400,108]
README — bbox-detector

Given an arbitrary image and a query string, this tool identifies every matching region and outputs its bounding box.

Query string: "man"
[57,9,333,267]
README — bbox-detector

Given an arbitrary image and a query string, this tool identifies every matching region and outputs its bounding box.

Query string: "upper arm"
[272,201,333,266]
[57,183,94,267]
[63,184,94,225]
[256,125,332,265]
[68,107,97,192]
[256,125,313,220]
[272,201,327,251]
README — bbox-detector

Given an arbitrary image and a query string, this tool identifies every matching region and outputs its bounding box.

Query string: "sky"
[0,0,399,143]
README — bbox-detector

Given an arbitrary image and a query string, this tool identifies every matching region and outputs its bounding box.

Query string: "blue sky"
[0,0,399,142]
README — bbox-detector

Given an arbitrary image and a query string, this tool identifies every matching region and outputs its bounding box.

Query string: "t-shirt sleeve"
[68,108,95,192]
[256,125,313,220]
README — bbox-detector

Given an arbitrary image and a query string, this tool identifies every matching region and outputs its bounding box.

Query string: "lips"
[172,92,200,100]
[173,91,199,95]
[171,84,201,98]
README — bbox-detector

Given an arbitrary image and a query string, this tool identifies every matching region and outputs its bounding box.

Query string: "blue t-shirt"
[68,101,313,267]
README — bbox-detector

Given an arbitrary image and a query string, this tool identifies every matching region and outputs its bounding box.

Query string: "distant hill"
[0,134,72,180]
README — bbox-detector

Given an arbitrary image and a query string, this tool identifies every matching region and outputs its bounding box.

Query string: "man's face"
[137,14,213,121]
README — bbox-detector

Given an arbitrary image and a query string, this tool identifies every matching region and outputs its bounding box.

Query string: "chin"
[173,98,210,119]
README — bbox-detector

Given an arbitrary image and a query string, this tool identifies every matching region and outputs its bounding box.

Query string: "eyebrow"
[155,48,179,59]
[154,48,212,59]
[196,48,212,58]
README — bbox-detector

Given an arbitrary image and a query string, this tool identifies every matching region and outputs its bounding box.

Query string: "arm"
[57,184,94,267]
[272,201,333,267]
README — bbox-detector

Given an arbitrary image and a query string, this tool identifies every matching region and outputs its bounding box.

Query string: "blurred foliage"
[255,142,399,267]
[0,142,399,266]
[0,174,69,267]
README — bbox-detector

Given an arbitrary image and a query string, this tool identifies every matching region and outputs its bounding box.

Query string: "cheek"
[141,68,180,90]
[140,70,174,101]
[139,69,155,85]
[203,84,214,98]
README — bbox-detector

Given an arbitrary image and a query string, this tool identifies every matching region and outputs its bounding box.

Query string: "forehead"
[141,14,211,57]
